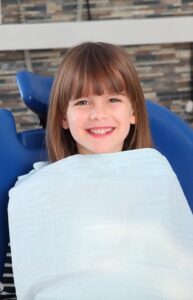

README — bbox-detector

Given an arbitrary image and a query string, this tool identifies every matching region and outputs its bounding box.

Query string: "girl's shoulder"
[15,161,50,186]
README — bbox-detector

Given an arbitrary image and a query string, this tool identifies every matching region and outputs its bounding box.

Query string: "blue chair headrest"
[16,70,54,119]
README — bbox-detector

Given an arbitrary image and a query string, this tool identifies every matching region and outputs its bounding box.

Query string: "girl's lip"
[86,127,115,137]
[86,126,115,130]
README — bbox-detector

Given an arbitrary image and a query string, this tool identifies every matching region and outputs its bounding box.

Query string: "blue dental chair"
[0,70,193,281]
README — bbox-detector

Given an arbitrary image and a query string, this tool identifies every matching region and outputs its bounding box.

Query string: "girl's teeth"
[89,128,113,135]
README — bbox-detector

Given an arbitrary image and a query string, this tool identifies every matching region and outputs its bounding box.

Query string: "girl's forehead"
[72,90,127,99]
[68,67,130,100]
[76,83,127,96]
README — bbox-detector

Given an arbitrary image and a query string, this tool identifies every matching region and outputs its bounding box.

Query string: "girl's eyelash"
[74,97,122,105]
[75,100,88,105]
[109,98,121,102]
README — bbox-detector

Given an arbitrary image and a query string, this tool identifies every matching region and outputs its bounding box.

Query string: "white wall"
[0,16,193,51]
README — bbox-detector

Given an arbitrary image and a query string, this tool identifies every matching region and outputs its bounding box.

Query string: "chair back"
[0,109,46,279]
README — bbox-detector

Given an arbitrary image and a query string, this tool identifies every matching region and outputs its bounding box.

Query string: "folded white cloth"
[8,149,193,300]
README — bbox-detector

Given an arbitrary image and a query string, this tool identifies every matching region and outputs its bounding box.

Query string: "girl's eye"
[75,100,89,106]
[109,98,121,103]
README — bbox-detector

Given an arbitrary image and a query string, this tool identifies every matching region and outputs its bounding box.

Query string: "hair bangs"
[68,52,127,100]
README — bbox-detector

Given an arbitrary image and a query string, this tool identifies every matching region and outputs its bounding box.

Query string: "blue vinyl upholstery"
[146,101,193,209]
[0,109,46,279]
[0,70,193,279]
[16,70,54,118]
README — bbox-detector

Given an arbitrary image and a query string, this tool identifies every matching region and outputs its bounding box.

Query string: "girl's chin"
[78,148,122,155]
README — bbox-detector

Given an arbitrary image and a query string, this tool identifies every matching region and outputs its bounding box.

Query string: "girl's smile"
[61,93,135,155]
[86,126,115,137]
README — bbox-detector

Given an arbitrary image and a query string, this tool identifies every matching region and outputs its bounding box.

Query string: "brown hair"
[46,42,152,162]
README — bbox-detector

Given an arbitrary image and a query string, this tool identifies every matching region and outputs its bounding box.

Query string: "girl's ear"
[130,110,136,125]
[61,116,69,129]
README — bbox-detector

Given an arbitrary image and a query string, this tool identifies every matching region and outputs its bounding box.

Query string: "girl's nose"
[89,104,108,120]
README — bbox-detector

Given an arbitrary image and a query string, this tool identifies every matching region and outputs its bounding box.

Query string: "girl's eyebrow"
[118,91,126,95]
[70,96,89,102]
[70,98,83,102]
[108,92,126,97]
[70,92,127,101]
[107,91,126,95]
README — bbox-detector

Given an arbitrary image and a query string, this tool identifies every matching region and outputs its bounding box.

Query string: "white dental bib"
[8,149,193,300]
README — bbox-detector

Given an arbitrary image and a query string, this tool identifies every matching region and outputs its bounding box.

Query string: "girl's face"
[61,93,135,155]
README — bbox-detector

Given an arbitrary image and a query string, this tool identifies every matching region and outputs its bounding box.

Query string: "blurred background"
[0,0,193,131]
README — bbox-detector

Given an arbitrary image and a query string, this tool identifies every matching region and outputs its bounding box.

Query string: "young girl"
[8,42,193,300]
[46,41,152,160]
